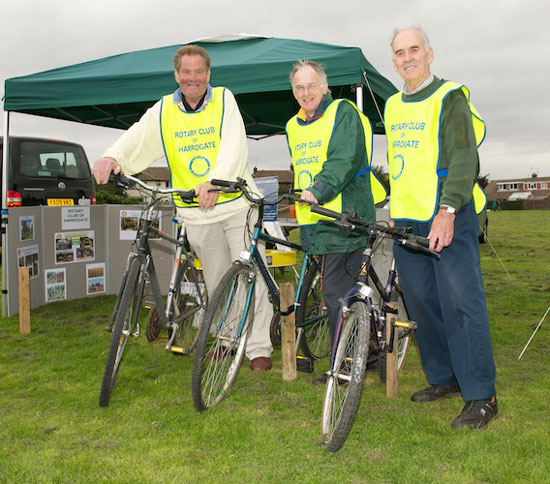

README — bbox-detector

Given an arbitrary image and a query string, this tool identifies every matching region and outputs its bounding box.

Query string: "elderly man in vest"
[93,45,273,371]
[286,60,382,383]
[385,26,497,429]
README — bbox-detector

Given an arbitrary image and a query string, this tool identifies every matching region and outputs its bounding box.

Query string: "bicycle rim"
[192,263,253,410]
[298,260,331,360]
[176,267,208,353]
[99,257,141,407]
[321,300,370,452]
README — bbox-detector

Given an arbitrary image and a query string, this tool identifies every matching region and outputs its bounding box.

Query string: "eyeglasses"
[293,83,321,93]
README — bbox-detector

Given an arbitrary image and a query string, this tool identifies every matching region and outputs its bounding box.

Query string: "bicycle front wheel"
[296,258,331,360]
[321,299,371,452]
[192,262,254,411]
[99,256,142,407]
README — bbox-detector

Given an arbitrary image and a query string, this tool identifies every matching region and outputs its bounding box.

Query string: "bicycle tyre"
[321,299,370,452]
[296,259,331,360]
[145,266,206,353]
[378,286,410,383]
[176,267,207,352]
[192,262,253,411]
[269,310,281,346]
[99,256,141,407]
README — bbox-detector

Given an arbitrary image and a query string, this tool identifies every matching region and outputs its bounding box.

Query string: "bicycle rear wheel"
[146,266,207,353]
[176,267,207,352]
[296,258,331,360]
[99,256,142,407]
[192,262,254,411]
[378,286,410,383]
[321,299,370,452]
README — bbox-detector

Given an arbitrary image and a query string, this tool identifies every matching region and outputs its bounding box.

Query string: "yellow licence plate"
[47,199,74,206]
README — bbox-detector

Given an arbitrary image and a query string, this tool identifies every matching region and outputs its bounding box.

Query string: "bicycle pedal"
[143,297,155,309]
[393,320,417,331]
[168,345,186,355]
[296,355,314,373]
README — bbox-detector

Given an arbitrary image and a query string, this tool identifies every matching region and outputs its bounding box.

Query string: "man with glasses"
[93,45,274,372]
[286,60,379,382]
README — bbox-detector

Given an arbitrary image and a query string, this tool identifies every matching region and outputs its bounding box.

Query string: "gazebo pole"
[2,111,10,317]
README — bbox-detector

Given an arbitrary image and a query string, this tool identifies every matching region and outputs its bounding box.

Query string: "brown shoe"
[250,356,272,371]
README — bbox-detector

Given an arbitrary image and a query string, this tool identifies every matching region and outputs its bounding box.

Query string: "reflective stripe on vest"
[385,81,487,221]
[160,87,241,208]
[286,99,384,225]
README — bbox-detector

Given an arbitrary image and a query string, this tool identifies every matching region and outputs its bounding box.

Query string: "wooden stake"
[280,282,296,381]
[386,313,398,398]
[18,267,31,334]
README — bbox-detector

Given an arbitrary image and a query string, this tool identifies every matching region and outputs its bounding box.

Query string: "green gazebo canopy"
[4,35,397,136]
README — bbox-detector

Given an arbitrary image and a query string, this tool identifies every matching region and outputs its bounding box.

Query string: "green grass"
[1,211,549,482]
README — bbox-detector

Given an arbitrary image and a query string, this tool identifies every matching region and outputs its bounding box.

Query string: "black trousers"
[321,249,365,344]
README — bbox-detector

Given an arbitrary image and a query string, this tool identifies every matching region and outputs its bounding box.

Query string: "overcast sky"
[1,0,548,181]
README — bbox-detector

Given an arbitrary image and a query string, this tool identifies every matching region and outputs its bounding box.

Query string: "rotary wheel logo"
[391,154,405,181]
[297,170,313,189]
[189,156,211,177]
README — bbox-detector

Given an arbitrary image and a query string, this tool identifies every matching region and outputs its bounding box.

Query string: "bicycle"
[99,174,207,407]
[191,177,331,411]
[311,205,439,452]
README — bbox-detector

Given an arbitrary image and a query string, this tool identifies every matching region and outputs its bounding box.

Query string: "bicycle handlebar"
[310,205,439,259]
[210,177,301,206]
[114,173,196,203]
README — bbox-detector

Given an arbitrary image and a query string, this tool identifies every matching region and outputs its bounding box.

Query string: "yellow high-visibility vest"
[385,81,487,221]
[286,99,386,225]
[160,87,241,208]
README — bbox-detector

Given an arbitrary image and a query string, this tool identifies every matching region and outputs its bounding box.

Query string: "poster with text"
[45,268,67,302]
[17,244,39,279]
[86,262,106,295]
[54,231,95,264]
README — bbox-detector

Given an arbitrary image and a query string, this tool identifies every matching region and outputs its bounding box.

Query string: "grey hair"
[289,59,328,88]
[391,24,431,52]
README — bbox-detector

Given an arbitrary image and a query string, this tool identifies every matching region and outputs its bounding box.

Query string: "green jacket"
[288,93,376,255]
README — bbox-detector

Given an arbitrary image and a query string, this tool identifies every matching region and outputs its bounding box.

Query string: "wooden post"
[18,267,31,334]
[386,313,398,398]
[280,282,296,381]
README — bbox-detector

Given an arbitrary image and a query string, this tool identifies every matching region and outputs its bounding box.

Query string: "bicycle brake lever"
[113,172,130,188]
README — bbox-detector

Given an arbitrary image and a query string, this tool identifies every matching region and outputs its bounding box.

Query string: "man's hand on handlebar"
[299,189,319,206]
[93,157,122,185]
[195,181,220,210]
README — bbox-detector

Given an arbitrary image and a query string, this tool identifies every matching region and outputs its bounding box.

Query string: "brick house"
[484,175,550,209]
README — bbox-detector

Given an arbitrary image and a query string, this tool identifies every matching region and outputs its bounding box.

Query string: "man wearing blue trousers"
[385,26,497,429]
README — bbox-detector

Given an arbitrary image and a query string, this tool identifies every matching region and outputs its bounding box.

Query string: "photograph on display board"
[120,209,161,240]
[45,268,67,302]
[17,245,40,279]
[86,263,106,295]
[19,215,35,241]
[54,231,95,264]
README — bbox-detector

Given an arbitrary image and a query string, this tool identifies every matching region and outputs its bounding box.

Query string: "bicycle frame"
[108,176,204,341]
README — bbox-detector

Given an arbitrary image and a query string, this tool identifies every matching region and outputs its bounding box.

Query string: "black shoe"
[451,397,498,430]
[411,384,462,403]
